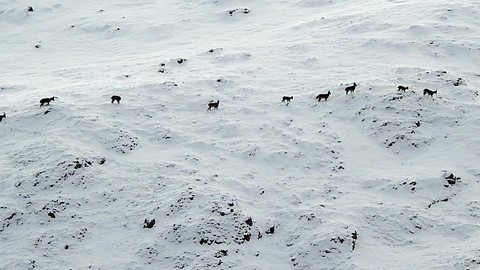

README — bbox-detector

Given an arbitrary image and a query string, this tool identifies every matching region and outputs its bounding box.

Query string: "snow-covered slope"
[1,0,480,269]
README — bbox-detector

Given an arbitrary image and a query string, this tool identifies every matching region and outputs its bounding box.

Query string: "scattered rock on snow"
[143,218,156,229]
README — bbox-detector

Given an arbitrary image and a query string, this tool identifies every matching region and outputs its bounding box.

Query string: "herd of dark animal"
[0,84,438,124]
[282,82,438,106]
[0,95,121,123]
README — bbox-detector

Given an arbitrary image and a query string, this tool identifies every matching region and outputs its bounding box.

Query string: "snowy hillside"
[1,0,480,269]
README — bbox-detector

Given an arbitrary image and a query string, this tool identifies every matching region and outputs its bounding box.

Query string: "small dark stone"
[27,6,34,12]
[48,212,56,218]
[245,217,253,226]
[214,250,228,258]
[5,213,16,220]
[143,218,156,229]
[351,231,358,251]
[446,173,455,179]
[65,245,69,249]
[266,226,275,234]
[35,45,41,48]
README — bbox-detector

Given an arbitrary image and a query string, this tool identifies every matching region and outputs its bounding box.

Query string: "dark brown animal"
[423,89,437,97]
[39,97,56,107]
[316,91,331,101]
[397,85,409,92]
[0,112,5,122]
[207,100,220,110]
[282,96,293,103]
[111,95,121,104]
[345,82,357,95]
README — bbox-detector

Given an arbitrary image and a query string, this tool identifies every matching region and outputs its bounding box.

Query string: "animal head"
[353,82,357,86]
[328,91,331,94]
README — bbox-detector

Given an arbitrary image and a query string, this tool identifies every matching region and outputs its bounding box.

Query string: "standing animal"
[39,97,56,107]
[316,91,331,101]
[0,112,5,122]
[345,82,357,95]
[111,95,121,104]
[282,96,293,104]
[207,100,220,110]
[397,85,409,92]
[423,89,437,97]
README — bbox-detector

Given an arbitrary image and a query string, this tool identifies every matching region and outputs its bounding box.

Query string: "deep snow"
[1,0,480,269]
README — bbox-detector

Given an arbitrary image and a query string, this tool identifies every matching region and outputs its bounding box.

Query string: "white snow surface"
[1,0,480,269]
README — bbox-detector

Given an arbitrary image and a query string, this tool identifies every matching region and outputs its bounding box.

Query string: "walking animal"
[39,97,56,107]
[207,100,220,110]
[111,95,121,104]
[345,82,357,95]
[316,91,331,101]
[397,85,409,92]
[423,89,437,97]
[282,96,293,104]
[0,112,5,122]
